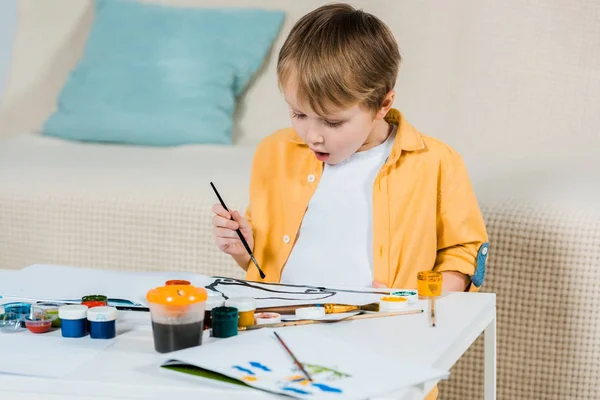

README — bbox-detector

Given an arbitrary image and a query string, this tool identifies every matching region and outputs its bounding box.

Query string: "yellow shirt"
[244,109,488,293]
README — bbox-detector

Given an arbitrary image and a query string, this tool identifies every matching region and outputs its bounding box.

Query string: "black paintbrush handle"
[210,182,253,252]
[210,182,265,279]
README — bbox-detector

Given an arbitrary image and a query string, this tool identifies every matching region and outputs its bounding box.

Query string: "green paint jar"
[34,303,62,328]
[47,309,61,327]
[211,306,239,338]
[81,295,108,305]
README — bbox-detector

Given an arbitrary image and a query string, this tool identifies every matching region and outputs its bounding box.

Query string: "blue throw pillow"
[43,0,284,146]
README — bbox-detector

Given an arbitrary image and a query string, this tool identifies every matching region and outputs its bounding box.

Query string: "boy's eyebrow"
[285,98,347,121]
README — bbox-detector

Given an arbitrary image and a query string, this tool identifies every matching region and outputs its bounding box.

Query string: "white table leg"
[484,316,496,400]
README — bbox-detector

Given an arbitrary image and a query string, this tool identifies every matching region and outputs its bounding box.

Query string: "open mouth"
[312,150,330,162]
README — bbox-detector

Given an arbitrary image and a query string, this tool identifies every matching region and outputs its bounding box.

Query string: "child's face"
[284,89,386,165]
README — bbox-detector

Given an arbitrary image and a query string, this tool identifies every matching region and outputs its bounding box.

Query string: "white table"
[0,281,496,400]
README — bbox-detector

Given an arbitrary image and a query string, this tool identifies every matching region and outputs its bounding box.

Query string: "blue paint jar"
[3,302,32,328]
[87,306,117,339]
[58,305,89,338]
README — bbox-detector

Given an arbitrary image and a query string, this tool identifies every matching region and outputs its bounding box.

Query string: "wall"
[0,0,17,100]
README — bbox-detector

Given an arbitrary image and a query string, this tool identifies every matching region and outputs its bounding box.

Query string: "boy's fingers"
[212,203,231,219]
[216,237,240,248]
[212,227,239,239]
[232,210,250,230]
[212,214,239,230]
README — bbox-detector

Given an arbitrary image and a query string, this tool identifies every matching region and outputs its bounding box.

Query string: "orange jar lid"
[165,279,191,286]
[146,285,207,306]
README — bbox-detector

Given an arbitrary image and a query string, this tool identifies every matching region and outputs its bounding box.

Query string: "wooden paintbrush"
[239,309,424,331]
[274,331,313,382]
[256,302,380,315]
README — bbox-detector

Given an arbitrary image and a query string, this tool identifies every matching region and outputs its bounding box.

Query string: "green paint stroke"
[303,363,351,379]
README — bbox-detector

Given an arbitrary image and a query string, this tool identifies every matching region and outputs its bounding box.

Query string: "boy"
[213,3,488,292]
[213,5,488,397]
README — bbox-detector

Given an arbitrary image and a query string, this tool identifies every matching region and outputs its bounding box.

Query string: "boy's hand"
[372,280,388,289]
[212,204,254,266]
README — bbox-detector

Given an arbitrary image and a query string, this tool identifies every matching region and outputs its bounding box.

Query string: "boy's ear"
[375,90,396,120]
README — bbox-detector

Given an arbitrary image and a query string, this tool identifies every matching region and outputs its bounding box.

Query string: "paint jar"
[81,295,108,308]
[204,293,225,330]
[3,302,31,316]
[81,296,107,333]
[225,297,256,328]
[379,296,408,312]
[25,314,57,334]
[211,306,239,338]
[88,306,118,339]
[0,312,24,333]
[146,284,207,353]
[255,312,282,325]
[59,305,89,338]
[33,303,62,327]
[417,271,443,298]
[166,280,191,286]
[3,302,31,328]
[390,290,418,304]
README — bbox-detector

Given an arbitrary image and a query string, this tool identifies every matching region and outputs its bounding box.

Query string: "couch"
[1,1,600,398]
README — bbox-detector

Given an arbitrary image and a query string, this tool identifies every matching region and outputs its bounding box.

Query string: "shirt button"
[283,235,291,244]
[482,247,488,255]
[307,174,315,183]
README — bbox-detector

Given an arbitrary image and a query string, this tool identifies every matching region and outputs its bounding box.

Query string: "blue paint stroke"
[311,383,343,393]
[290,377,307,383]
[283,387,312,395]
[249,361,271,372]
[232,366,254,375]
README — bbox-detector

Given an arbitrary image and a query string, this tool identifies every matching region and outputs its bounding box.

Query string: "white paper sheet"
[0,335,115,378]
[161,327,448,400]
[0,265,214,307]
[0,265,409,310]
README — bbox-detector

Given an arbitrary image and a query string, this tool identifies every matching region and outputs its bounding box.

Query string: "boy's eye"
[324,120,343,128]
[291,112,307,120]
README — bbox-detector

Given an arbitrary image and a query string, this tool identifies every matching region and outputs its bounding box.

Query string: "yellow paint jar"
[225,297,256,328]
[417,271,443,298]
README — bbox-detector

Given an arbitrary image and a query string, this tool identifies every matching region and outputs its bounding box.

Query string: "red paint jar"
[81,300,106,308]
[25,315,56,334]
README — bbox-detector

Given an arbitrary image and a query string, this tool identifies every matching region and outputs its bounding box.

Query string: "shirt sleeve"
[435,153,489,292]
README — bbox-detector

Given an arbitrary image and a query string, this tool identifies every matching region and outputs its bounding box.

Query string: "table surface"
[0,271,495,400]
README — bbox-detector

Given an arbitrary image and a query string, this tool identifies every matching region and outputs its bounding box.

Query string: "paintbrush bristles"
[360,302,380,312]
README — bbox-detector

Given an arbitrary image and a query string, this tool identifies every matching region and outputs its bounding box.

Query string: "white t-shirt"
[280,125,397,287]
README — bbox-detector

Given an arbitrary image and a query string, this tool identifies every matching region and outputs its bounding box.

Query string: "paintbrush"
[256,302,380,315]
[239,309,424,331]
[274,331,313,382]
[210,182,266,279]
[428,269,440,327]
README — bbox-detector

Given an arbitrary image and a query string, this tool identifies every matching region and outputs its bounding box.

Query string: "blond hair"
[277,3,401,116]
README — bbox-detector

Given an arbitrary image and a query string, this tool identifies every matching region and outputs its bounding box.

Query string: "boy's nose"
[306,129,324,146]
